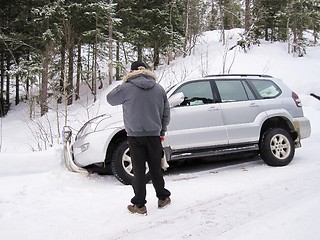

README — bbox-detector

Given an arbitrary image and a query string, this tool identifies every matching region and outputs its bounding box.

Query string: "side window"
[250,80,281,98]
[175,81,214,106]
[215,80,254,102]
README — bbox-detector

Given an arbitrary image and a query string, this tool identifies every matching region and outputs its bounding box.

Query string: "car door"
[214,79,265,144]
[167,80,228,150]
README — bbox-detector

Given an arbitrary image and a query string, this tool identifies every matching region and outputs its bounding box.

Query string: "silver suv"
[63,74,311,185]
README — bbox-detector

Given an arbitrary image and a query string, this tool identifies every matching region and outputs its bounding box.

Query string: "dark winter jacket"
[106,69,170,137]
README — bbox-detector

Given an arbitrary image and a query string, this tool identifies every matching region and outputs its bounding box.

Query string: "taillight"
[292,91,302,107]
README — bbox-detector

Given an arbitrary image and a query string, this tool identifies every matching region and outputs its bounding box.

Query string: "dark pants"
[128,136,171,207]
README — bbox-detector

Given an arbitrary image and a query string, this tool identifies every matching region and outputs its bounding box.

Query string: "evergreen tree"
[1,0,319,117]
[286,0,316,56]
[0,0,40,116]
[252,0,288,42]
[308,0,320,44]
[115,0,184,68]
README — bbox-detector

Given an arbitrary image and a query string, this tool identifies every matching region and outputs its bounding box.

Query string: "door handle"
[208,106,219,111]
[249,103,259,108]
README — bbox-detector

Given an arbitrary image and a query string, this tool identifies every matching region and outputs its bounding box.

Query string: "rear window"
[250,80,281,98]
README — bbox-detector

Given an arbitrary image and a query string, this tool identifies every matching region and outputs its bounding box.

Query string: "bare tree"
[183,0,190,57]
[219,0,226,45]
[183,0,207,56]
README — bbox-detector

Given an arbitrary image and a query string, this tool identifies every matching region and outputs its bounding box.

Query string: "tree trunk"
[183,0,190,57]
[108,0,113,85]
[153,43,160,69]
[0,52,4,116]
[58,38,66,104]
[40,43,49,116]
[66,22,74,106]
[87,45,91,86]
[15,58,20,105]
[244,0,251,32]
[287,17,291,54]
[167,1,174,64]
[297,30,304,57]
[92,43,97,102]
[137,45,143,61]
[293,29,297,53]
[1,54,4,100]
[6,56,10,108]
[219,0,225,45]
[265,28,269,41]
[75,43,81,100]
[25,55,30,101]
[115,41,120,80]
[292,12,297,54]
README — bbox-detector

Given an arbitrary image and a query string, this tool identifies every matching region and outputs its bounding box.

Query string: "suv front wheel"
[260,128,295,166]
[111,139,151,185]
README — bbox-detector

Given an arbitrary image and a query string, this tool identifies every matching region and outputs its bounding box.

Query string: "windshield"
[165,84,177,94]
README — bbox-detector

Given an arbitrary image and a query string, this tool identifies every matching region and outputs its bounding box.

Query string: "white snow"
[1,29,320,239]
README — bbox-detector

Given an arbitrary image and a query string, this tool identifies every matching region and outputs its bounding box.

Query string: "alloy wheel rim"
[270,134,291,160]
[121,148,149,177]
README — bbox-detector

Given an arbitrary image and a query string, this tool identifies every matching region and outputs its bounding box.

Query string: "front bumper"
[62,126,88,173]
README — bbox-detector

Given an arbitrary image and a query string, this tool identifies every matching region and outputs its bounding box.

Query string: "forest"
[0,0,319,117]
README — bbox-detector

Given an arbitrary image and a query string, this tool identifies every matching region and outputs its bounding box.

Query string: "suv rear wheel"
[111,139,151,185]
[260,128,295,166]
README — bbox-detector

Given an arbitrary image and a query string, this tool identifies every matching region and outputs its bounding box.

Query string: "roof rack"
[204,74,273,78]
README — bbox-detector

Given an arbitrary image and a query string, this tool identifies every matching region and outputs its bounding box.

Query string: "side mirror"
[168,92,184,108]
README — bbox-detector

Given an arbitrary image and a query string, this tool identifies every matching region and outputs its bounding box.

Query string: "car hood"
[76,111,124,140]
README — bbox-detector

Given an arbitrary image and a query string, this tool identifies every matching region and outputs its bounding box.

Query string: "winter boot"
[127,205,147,215]
[158,197,171,209]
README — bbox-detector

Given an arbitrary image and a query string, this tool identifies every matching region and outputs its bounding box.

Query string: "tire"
[111,139,151,185]
[260,128,295,166]
[103,163,113,175]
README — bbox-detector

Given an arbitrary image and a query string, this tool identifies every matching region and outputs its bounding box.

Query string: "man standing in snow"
[107,61,171,215]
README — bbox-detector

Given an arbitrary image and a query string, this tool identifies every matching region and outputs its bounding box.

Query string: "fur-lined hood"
[123,69,157,83]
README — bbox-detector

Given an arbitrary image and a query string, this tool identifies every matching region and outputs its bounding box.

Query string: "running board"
[170,144,259,161]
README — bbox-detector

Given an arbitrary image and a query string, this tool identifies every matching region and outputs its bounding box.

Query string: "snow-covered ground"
[1,29,320,239]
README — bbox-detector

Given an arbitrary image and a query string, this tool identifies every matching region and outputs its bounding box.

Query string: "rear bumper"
[293,117,311,139]
[293,117,311,148]
[62,126,88,173]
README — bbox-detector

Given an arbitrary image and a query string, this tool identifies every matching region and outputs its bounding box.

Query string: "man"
[107,61,171,215]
